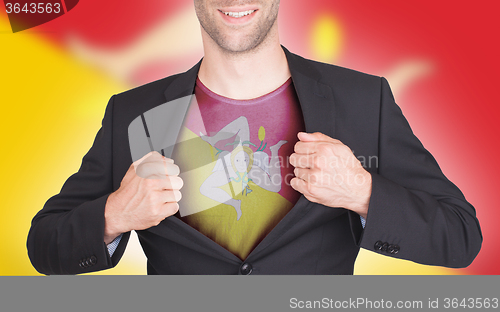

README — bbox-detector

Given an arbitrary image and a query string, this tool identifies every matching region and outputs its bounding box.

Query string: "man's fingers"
[133,151,157,166]
[162,176,184,190]
[134,151,172,165]
[152,202,180,225]
[290,176,304,190]
[295,139,352,161]
[295,132,346,156]
[294,141,317,154]
[297,132,341,144]
[163,202,180,217]
[164,162,180,176]
[294,140,339,154]
[290,150,331,170]
[136,161,180,179]
[133,151,174,169]
[142,176,184,191]
[293,167,309,181]
[290,177,311,196]
[294,168,326,185]
[159,190,182,203]
[290,153,315,169]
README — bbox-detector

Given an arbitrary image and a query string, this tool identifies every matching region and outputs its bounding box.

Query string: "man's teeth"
[223,10,255,18]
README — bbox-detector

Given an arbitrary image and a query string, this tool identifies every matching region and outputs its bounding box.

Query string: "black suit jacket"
[27,47,482,275]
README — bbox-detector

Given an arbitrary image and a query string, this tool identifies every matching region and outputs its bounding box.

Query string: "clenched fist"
[104,151,183,244]
[289,132,371,219]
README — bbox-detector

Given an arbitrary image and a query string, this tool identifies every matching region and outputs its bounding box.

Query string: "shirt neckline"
[195,77,292,106]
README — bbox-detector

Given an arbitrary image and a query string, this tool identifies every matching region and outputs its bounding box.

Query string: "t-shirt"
[172,77,305,260]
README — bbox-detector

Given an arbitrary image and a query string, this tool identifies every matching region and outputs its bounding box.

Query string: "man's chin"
[215,34,269,55]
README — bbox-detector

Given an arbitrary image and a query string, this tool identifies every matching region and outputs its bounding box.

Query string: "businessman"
[28,0,482,274]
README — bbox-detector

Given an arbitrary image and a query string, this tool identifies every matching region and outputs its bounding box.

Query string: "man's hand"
[104,151,183,244]
[289,132,371,219]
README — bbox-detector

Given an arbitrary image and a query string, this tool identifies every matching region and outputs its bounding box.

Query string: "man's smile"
[220,10,256,18]
[217,7,259,24]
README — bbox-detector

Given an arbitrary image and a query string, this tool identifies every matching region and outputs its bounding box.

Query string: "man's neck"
[197,30,291,100]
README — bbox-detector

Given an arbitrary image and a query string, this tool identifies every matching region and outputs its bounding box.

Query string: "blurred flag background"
[1,0,498,275]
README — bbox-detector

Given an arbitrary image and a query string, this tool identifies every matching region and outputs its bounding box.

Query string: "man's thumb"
[298,132,337,143]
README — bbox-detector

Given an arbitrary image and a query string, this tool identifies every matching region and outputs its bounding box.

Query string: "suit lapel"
[243,47,338,259]
[284,46,336,137]
[128,61,201,162]
[156,60,202,158]
[163,60,201,103]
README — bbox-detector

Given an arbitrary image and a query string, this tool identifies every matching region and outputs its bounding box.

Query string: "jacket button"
[79,259,87,268]
[89,256,97,265]
[387,244,395,254]
[381,242,389,252]
[374,241,383,250]
[388,244,400,254]
[240,263,253,275]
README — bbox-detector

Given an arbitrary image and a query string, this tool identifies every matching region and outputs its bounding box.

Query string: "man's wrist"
[351,171,372,219]
[104,193,126,244]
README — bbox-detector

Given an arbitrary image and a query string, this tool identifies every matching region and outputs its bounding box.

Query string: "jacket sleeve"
[357,77,482,268]
[27,96,130,275]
